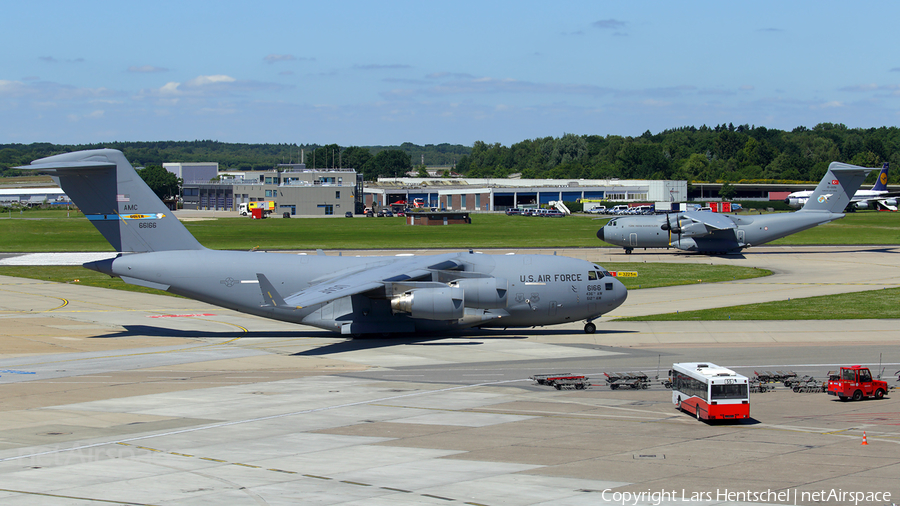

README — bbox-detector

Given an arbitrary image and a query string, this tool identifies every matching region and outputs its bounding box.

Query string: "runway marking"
[0,487,155,505]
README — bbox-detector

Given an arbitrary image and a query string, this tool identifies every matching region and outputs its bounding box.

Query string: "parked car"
[344,211,353,218]
[544,209,565,217]
[506,208,522,215]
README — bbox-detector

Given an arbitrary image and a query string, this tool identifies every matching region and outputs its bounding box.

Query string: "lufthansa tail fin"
[799,162,874,213]
[871,162,890,192]
[17,149,204,252]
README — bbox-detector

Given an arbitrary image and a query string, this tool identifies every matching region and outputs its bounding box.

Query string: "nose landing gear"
[584,321,596,334]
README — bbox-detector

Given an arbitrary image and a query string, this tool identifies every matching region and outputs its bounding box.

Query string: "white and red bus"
[672,362,750,421]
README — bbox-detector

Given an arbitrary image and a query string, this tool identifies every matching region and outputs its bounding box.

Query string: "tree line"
[3,123,900,184]
[456,123,900,185]
[0,141,469,180]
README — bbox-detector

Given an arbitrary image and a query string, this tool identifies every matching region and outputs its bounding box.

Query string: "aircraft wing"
[278,254,464,309]
[681,211,737,232]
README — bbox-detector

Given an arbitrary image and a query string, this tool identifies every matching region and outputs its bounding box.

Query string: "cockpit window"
[588,271,598,280]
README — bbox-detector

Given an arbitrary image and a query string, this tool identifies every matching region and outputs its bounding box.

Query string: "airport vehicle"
[505,208,522,215]
[19,149,627,336]
[604,371,650,390]
[610,205,630,215]
[785,163,898,211]
[548,200,571,215]
[585,205,606,214]
[826,366,888,401]
[531,373,589,390]
[597,162,875,254]
[672,362,750,421]
[239,201,274,217]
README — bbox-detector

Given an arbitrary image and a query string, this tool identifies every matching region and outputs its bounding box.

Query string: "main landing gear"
[584,321,596,334]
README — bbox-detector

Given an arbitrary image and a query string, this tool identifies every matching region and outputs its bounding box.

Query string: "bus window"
[711,384,748,400]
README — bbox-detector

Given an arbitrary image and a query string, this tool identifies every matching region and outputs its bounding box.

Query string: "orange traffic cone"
[861,431,868,445]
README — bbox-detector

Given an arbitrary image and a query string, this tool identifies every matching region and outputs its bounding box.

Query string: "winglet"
[256,273,290,308]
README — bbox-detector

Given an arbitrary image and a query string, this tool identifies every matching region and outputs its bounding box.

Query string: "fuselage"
[597,211,844,253]
[88,250,627,334]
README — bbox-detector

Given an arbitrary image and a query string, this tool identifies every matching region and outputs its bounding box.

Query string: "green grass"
[601,263,770,289]
[2,209,899,252]
[616,287,900,321]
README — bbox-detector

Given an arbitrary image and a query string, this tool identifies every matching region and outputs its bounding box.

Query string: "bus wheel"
[852,390,863,401]
[874,389,885,400]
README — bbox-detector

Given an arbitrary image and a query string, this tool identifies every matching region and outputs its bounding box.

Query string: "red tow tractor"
[826,366,888,401]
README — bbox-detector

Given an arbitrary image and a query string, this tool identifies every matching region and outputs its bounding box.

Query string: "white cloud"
[128,65,169,73]
[185,75,237,87]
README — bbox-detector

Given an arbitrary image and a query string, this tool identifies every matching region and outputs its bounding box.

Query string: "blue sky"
[3,1,900,146]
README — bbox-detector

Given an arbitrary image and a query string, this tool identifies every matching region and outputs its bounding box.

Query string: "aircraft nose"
[596,227,605,241]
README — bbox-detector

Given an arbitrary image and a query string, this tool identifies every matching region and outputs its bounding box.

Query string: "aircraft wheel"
[584,322,596,334]
[624,248,633,255]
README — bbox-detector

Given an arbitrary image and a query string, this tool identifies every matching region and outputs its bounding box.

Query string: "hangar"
[365,177,687,212]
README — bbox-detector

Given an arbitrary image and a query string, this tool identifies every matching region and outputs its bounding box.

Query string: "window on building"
[265,177,273,184]
[335,191,340,199]
[324,205,333,215]
[265,190,272,197]
[460,195,467,208]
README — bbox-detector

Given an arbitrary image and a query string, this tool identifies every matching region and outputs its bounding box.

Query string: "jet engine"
[449,277,508,309]
[854,201,869,210]
[390,286,464,320]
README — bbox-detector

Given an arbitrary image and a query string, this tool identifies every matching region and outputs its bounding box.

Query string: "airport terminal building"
[181,164,362,216]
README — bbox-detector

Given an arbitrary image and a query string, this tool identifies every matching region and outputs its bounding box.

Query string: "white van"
[611,205,630,214]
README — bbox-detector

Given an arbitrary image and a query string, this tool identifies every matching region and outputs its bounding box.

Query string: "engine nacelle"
[854,201,869,210]
[449,277,508,309]
[390,286,464,320]
[885,198,897,207]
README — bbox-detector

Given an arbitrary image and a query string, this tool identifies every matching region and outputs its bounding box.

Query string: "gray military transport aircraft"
[19,149,626,335]
[597,162,875,254]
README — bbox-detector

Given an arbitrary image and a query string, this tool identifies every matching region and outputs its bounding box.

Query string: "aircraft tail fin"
[799,162,874,213]
[871,162,890,192]
[17,149,204,252]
